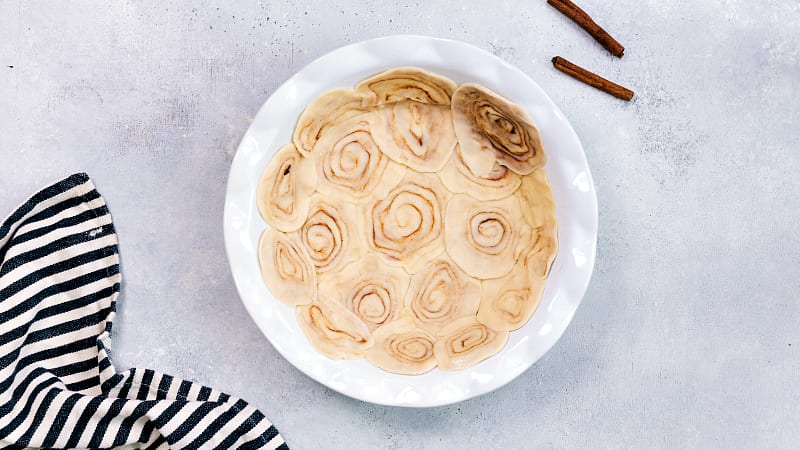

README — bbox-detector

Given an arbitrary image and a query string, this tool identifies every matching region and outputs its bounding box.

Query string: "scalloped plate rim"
[223,35,598,407]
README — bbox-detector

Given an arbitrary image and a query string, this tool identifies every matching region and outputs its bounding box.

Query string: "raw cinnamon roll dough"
[313,115,406,203]
[258,228,316,306]
[256,143,316,232]
[370,100,457,172]
[296,294,373,359]
[444,194,529,279]
[366,171,451,274]
[451,84,546,177]
[365,172,451,273]
[477,264,546,331]
[516,169,557,230]
[293,88,367,155]
[365,317,437,375]
[515,170,558,279]
[406,254,480,334]
[257,67,559,373]
[319,254,409,331]
[355,67,457,106]
[297,194,364,275]
[438,146,521,201]
[522,227,558,280]
[434,316,509,371]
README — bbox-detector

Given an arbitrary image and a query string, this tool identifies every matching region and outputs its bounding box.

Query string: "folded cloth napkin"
[0,174,287,449]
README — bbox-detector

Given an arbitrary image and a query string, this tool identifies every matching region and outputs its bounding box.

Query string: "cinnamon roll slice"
[444,194,529,279]
[365,317,437,375]
[370,100,457,172]
[313,115,406,203]
[477,264,545,331]
[296,294,373,359]
[293,88,367,155]
[522,227,558,280]
[258,228,316,306]
[451,84,545,177]
[318,254,410,331]
[297,194,364,275]
[256,143,316,232]
[366,172,450,273]
[515,170,558,279]
[434,316,508,371]
[437,146,521,201]
[356,67,457,106]
[405,254,480,334]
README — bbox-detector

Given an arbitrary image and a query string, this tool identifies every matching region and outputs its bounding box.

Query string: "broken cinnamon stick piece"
[551,56,634,101]
[547,0,625,58]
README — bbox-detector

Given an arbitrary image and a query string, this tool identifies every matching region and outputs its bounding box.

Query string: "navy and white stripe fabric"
[0,173,287,449]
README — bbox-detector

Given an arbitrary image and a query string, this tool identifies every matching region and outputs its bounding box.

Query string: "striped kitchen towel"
[0,173,287,449]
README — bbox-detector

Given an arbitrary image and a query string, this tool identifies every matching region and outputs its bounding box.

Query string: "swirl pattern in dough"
[438,145,521,201]
[434,316,508,371]
[444,194,529,279]
[293,88,367,155]
[296,294,373,359]
[297,194,364,274]
[313,115,406,203]
[406,255,480,334]
[355,67,457,106]
[370,100,457,172]
[366,172,450,273]
[452,83,545,177]
[477,264,545,331]
[256,144,317,232]
[522,227,558,280]
[319,254,409,331]
[365,317,437,375]
[515,170,558,279]
[515,168,557,229]
[256,67,560,373]
[258,228,316,306]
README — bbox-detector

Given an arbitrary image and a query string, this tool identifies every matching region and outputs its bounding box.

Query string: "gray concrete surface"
[2,1,799,448]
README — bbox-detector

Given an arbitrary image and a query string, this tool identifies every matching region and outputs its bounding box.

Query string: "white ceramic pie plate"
[223,35,597,407]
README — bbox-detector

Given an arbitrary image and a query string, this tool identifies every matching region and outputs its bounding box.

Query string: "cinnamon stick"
[547,0,625,58]
[551,56,634,101]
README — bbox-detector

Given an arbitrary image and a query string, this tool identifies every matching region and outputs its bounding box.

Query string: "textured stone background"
[1,1,799,448]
